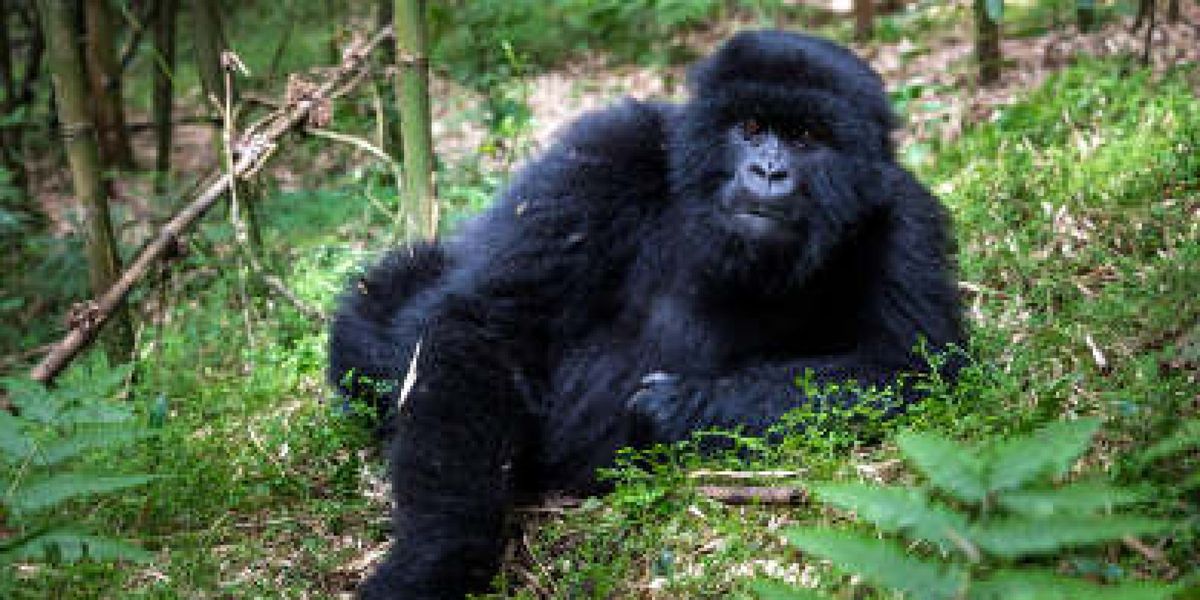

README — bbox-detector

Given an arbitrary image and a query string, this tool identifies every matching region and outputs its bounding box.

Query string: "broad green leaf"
[985,419,1100,493]
[786,528,965,600]
[811,483,970,550]
[984,0,1004,22]
[896,431,988,503]
[750,580,830,600]
[969,516,1171,558]
[970,568,1175,600]
[996,481,1144,516]
[5,473,157,513]
[0,528,153,564]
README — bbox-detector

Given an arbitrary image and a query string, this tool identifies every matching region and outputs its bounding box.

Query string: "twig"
[695,485,808,505]
[688,470,803,480]
[28,26,394,384]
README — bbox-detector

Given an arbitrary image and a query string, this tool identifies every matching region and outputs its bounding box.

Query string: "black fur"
[329,30,962,599]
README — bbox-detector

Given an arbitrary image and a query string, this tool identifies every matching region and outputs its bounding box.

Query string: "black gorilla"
[329,30,961,598]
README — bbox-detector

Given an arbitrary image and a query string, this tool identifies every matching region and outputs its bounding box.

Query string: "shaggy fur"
[329,30,962,599]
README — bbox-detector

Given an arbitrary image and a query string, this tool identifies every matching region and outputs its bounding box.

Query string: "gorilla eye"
[740,119,763,138]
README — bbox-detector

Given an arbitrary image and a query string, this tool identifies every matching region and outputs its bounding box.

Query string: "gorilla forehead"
[689,30,894,133]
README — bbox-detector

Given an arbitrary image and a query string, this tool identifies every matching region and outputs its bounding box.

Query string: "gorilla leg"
[359,302,534,600]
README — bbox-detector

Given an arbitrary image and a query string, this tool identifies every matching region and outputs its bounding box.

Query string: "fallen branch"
[516,485,808,513]
[29,26,393,384]
[695,485,808,505]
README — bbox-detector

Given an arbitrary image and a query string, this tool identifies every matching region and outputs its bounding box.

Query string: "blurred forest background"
[0,0,1198,597]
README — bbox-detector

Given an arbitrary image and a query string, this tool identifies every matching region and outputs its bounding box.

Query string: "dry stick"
[29,26,394,384]
[517,485,808,513]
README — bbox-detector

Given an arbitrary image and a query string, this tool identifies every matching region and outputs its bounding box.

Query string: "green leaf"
[984,0,1004,22]
[785,528,966,600]
[969,516,1171,558]
[811,483,970,550]
[970,568,1175,600]
[0,528,153,564]
[5,473,157,513]
[985,419,1100,493]
[750,580,830,600]
[996,481,1144,516]
[897,431,988,503]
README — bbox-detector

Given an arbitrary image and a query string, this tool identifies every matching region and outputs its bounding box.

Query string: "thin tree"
[191,0,231,109]
[377,0,402,158]
[853,0,874,42]
[394,0,437,238]
[0,0,26,195]
[83,0,135,168]
[974,0,1002,84]
[190,0,264,255]
[1077,0,1096,32]
[37,0,133,361]
[153,0,177,193]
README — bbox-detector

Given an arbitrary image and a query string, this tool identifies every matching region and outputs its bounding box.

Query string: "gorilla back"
[329,30,962,599]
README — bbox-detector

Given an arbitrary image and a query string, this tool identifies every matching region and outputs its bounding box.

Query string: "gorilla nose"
[743,160,795,198]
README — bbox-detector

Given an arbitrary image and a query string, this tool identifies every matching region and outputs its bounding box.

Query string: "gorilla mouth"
[728,206,802,240]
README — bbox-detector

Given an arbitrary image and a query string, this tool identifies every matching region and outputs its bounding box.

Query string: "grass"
[2,26,1197,600]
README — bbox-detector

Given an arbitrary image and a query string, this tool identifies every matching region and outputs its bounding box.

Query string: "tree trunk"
[394,0,436,238]
[153,0,177,193]
[973,0,1002,85]
[377,0,402,159]
[1077,0,1096,32]
[38,0,133,362]
[83,0,135,168]
[1166,0,1179,22]
[0,0,28,197]
[190,0,231,109]
[853,0,874,42]
[190,0,264,258]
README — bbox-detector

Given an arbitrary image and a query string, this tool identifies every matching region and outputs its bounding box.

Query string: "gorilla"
[329,30,962,598]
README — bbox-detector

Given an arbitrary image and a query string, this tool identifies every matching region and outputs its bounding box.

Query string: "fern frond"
[0,527,153,565]
[969,568,1177,600]
[1139,419,1200,465]
[750,579,830,600]
[896,431,987,503]
[785,528,966,600]
[811,483,970,550]
[985,419,1100,493]
[996,481,1144,516]
[5,473,157,513]
[969,515,1171,558]
[31,428,153,467]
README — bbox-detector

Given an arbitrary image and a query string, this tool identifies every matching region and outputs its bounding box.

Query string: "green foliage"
[428,0,729,82]
[757,419,1178,599]
[0,359,157,577]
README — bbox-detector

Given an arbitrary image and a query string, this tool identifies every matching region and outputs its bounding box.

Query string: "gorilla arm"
[627,166,961,444]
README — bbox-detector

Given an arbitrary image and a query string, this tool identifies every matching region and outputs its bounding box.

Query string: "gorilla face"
[720,118,832,243]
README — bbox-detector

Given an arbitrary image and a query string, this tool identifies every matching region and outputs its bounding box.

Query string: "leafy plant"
[756,419,1178,599]
[0,360,158,576]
